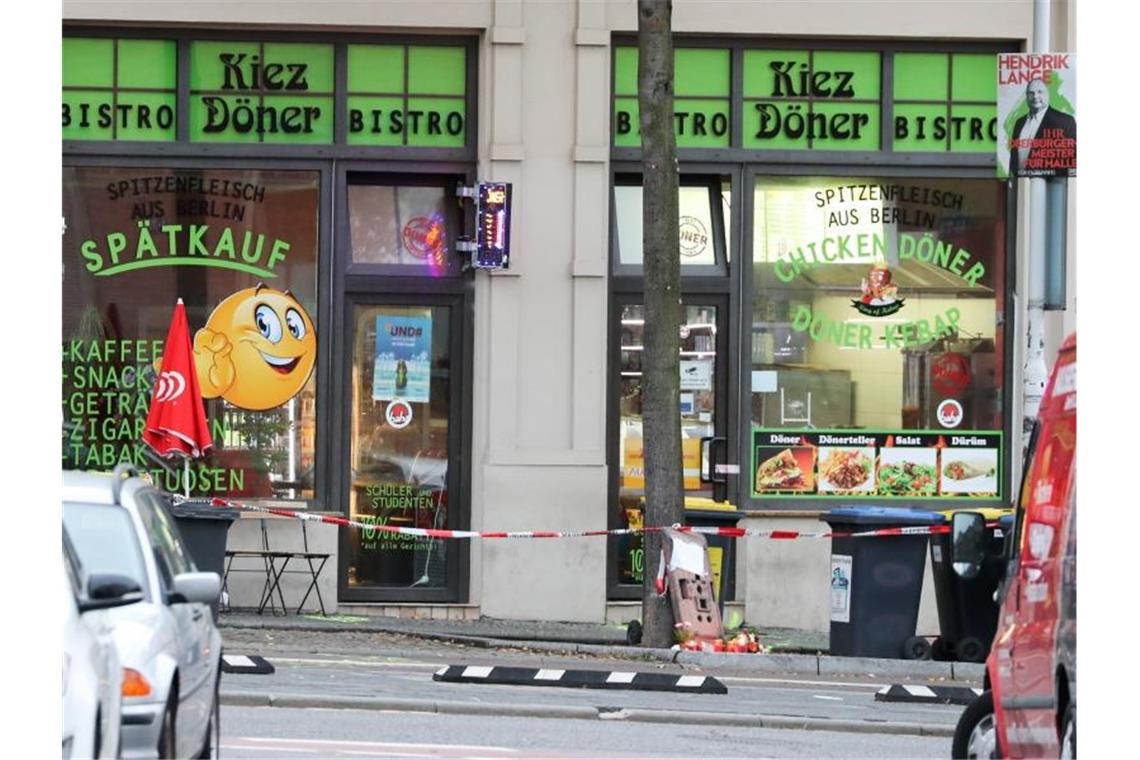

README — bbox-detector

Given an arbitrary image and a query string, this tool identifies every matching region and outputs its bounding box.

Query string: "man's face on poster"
[1026,79,1049,114]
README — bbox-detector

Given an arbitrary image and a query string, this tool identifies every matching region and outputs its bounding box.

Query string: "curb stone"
[220,616,629,646]
[675,651,820,674]
[219,691,955,738]
[950,662,985,683]
[819,656,952,679]
[223,692,270,707]
[604,708,760,728]
[437,701,599,720]
[479,641,980,683]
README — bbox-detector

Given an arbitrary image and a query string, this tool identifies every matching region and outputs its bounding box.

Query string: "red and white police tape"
[182,496,999,541]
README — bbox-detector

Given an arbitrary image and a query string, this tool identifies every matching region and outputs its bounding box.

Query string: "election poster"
[373,311,432,404]
[997,53,1076,178]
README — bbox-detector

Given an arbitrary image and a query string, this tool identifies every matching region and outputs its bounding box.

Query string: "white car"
[63,528,140,759]
[64,466,224,759]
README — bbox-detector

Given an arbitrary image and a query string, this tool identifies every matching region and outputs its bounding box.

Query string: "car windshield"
[63,502,150,598]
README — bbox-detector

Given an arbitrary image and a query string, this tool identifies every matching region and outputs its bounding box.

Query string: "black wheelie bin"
[823,506,946,660]
[928,508,1014,662]
[164,496,241,617]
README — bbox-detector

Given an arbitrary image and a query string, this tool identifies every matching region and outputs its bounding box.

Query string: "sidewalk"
[218,609,984,682]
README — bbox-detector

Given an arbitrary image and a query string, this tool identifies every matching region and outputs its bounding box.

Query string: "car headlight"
[122,668,152,698]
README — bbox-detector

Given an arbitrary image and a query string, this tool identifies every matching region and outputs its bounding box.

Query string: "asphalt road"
[220,705,952,759]
[217,624,969,760]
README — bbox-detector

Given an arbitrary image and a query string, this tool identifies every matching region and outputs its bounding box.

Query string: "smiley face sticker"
[192,284,317,411]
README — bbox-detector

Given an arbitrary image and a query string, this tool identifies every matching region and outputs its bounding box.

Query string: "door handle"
[700,436,728,486]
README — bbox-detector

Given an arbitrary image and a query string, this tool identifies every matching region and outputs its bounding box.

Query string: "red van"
[952,334,1076,759]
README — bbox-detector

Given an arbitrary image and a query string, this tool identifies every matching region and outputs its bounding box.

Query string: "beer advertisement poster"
[997,53,1076,178]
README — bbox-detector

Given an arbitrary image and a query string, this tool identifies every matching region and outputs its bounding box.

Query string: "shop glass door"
[613,298,728,590]
[345,301,456,593]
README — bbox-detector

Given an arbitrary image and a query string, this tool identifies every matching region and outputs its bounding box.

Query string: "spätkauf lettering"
[80,222,290,274]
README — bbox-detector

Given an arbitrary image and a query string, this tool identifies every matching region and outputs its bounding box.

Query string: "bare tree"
[637,0,683,649]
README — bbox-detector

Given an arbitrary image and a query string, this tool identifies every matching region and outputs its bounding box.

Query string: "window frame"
[610,172,732,278]
[605,163,743,600]
[64,27,481,606]
[335,292,469,603]
[61,155,335,508]
[606,39,1019,522]
[343,170,469,280]
[738,162,1016,510]
[330,164,476,604]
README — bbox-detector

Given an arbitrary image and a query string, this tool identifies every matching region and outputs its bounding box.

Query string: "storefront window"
[61,166,320,499]
[613,178,731,269]
[750,176,1006,502]
[348,181,461,275]
[347,305,451,589]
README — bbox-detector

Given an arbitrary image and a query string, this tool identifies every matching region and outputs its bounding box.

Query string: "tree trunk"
[637,0,683,650]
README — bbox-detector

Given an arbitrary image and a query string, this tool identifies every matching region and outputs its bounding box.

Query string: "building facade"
[62,1,1077,632]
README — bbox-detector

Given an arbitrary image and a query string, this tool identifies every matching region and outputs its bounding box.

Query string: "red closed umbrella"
[143,299,213,495]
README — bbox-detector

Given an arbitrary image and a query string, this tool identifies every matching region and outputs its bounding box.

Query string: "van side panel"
[998,341,1075,757]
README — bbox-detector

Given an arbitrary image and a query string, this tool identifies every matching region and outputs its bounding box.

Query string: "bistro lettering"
[349,107,465,136]
[63,101,175,131]
[895,114,998,142]
[615,109,729,138]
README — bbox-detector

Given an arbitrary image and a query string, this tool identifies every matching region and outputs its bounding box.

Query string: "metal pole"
[1022,0,1051,444]
[1045,178,1068,310]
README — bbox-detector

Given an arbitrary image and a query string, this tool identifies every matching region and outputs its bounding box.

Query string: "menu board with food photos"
[751,429,1002,501]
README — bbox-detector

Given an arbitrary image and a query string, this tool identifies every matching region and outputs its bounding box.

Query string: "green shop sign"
[743,50,880,151]
[613,47,731,149]
[893,53,997,153]
[612,45,998,154]
[189,41,334,144]
[63,36,469,147]
[63,38,177,142]
[347,45,467,147]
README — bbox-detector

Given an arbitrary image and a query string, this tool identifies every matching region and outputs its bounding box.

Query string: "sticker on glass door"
[385,399,413,429]
[831,555,852,623]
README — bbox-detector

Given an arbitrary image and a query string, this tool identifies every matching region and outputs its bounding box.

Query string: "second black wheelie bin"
[927,507,1014,662]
